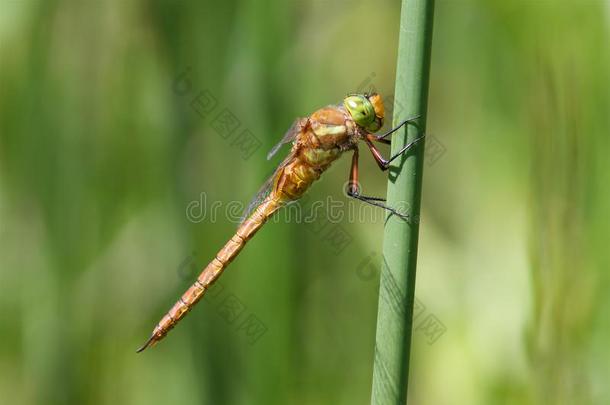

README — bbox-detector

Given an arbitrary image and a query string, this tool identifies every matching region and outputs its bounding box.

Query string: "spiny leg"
[373,115,421,141]
[351,194,410,221]
[365,133,426,171]
[346,148,410,221]
[371,137,391,145]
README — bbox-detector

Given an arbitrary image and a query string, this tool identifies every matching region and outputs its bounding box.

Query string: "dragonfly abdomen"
[137,196,283,352]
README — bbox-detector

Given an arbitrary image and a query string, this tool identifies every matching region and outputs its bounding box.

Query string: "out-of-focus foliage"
[0,1,608,404]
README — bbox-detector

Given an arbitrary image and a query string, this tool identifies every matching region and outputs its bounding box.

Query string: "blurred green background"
[1,0,609,404]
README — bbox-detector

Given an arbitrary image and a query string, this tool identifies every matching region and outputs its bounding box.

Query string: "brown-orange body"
[138,97,385,352]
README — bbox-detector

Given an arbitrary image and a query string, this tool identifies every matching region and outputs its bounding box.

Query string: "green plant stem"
[370,1,435,404]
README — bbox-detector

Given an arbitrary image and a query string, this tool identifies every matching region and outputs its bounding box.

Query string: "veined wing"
[267,118,304,160]
[242,117,305,224]
[239,152,296,225]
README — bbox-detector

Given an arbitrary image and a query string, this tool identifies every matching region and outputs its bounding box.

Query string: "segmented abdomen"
[138,197,283,352]
[139,154,337,352]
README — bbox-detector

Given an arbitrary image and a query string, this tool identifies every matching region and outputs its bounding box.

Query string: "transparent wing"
[266,119,303,160]
[239,153,296,225]
[239,174,275,225]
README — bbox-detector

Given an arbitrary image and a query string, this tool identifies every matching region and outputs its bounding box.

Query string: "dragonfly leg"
[373,114,421,141]
[350,193,411,220]
[347,147,360,195]
[365,133,426,171]
[371,137,391,145]
[346,148,411,221]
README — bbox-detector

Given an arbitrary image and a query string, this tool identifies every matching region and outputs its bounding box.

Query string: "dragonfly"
[137,93,424,352]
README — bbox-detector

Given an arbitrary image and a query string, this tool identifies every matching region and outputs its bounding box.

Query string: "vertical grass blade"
[370,1,435,404]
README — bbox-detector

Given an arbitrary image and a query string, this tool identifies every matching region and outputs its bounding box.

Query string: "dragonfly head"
[344,93,384,132]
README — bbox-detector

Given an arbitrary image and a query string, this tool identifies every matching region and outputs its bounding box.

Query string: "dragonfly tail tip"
[136,334,156,353]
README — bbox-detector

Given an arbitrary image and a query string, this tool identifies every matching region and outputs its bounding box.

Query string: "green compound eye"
[344,95,376,129]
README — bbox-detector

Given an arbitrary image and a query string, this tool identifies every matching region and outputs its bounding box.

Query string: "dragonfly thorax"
[302,147,342,167]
